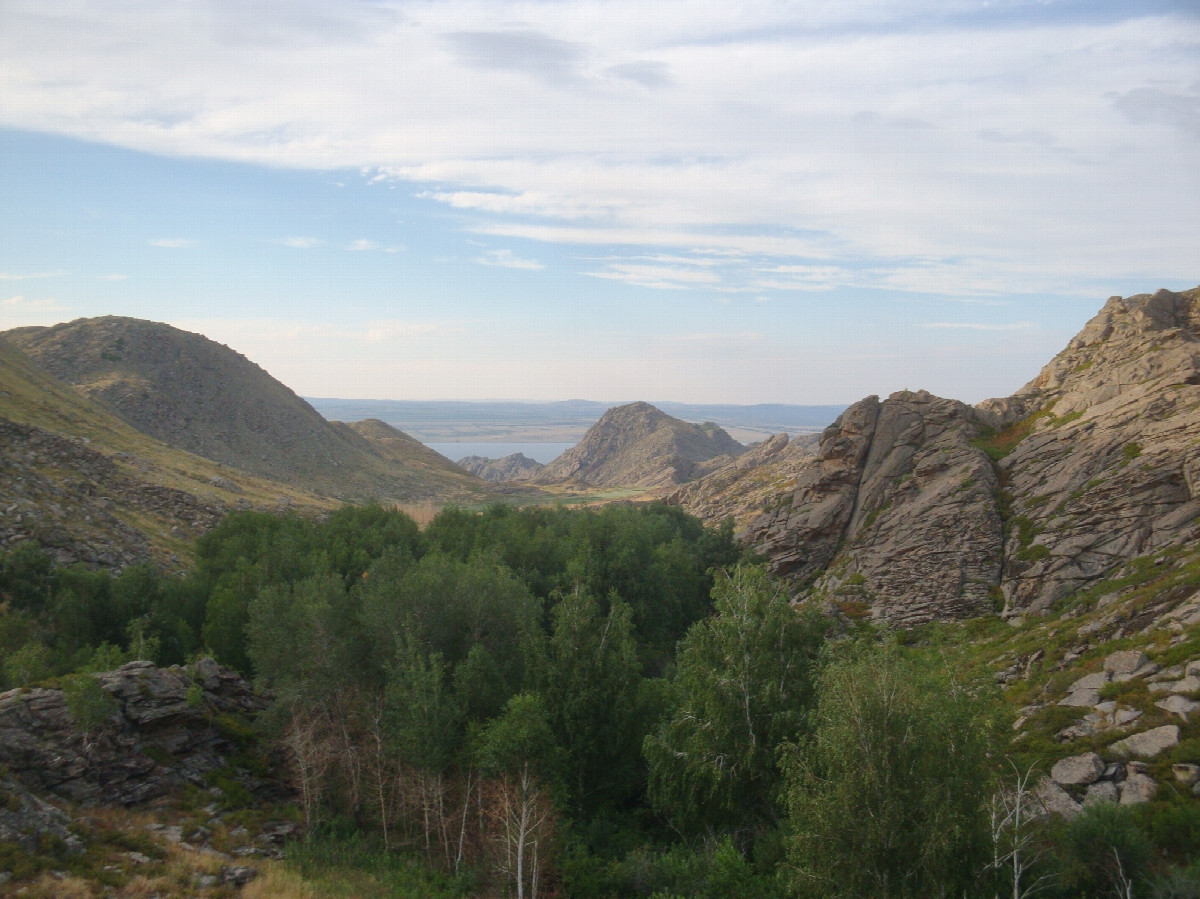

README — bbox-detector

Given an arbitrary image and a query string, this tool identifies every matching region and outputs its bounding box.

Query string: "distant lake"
[428,442,574,465]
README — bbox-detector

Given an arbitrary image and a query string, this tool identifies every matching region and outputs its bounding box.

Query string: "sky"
[0,0,1197,405]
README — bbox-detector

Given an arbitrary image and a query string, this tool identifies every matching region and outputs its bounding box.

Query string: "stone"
[1036,777,1082,818]
[1051,752,1106,786]
[220,865,259,886]
[1059,688,1103,708]
[128,851,152,864]
[1172,763,1200,786]
[1071,671,1111,691]
[1157,695,1200,718]
[1171,675,1200,694]
[0,659,269,808]
[1111,725,1180,758]
[1112,708,1143,727]
[1084,781,1119,805]
[1119,772,1158,805]
[1104,650,1148,676]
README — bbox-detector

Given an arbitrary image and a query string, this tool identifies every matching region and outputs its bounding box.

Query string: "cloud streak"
[0,1,1195,300]
[475,249,545,270]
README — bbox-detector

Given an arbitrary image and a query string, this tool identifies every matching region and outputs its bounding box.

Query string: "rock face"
[987,288,1200,613]
[666,432,820,529]
[0,660,269,807]
[743,391,1002,625]
[458,452,545,483]
[533,402,745,488]
[722,287,1200,625]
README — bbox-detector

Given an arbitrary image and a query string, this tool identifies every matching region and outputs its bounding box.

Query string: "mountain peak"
[533,401,744,488]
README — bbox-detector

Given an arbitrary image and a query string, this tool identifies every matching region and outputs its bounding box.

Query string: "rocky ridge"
[532,401,745,488]
[665,432,819,529]
[457,452,546,483]
[707,287,1200,626]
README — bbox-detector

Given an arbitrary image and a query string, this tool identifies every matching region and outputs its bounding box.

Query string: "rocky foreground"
[0,660,294,890]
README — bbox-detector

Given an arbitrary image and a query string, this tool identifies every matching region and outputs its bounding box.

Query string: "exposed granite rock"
[994,288,1200,613]
[724,287,1200,626]
[1036,777,1082,818]
[1119,772,1159,805]
[667,432,820,529]
[1111,724,1180,758]
[0,660,269,807]
[743,391,1003,625]
[1051,752,1106,786]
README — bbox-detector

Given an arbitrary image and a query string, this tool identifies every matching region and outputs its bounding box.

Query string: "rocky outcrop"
[458,452,545,483]
[0,659,269,807]
[532,402,745,488]
[667,433,819,529]
[743,391,1003,625]
[991,288,1200,613]
[724,286,1200,626]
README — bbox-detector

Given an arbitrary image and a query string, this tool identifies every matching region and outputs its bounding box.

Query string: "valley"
[1,286,1200,896]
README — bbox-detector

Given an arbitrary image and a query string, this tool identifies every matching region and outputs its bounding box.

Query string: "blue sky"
[0,1,1197,404]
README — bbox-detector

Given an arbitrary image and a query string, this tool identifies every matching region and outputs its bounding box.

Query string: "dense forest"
[3,503,1200,897]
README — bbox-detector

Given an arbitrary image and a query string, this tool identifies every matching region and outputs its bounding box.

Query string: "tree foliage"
[784,638,998,898]
[645,564,826,839]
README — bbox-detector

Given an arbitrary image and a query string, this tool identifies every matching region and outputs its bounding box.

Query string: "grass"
[971,402,1057,461]
[275,834,472,898]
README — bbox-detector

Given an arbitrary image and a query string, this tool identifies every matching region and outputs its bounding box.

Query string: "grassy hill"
[3,317,492,505]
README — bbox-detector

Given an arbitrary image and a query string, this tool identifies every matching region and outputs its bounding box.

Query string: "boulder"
[1084,781,1119,805]
[1104,650,1148,676]
[1111,725,1180,758]
[1051,752,1105,786]
[1172,763,1200,786]
[1118,772,1158,805]
[1156,695,1200,718]
[1036,777,1082,818]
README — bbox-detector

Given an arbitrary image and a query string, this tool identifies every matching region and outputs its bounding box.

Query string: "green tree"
[783,638,997,898]
[645,564,826,839]
[542,586,645,814]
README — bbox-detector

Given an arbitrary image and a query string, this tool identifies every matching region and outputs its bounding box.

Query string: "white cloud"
[149,238,195,248]
[347,239,378,251]
[475,249,544,270]
[0,2,1195,298]
[585,262,721,290]
[275,236,323,248]
[96,273,128,281]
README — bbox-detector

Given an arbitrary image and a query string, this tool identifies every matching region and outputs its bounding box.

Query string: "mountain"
[531,401,746,488]
[3,317,489,504]
[457,452,545,482]
[680,286,1200,627]
[0,332,339,570]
